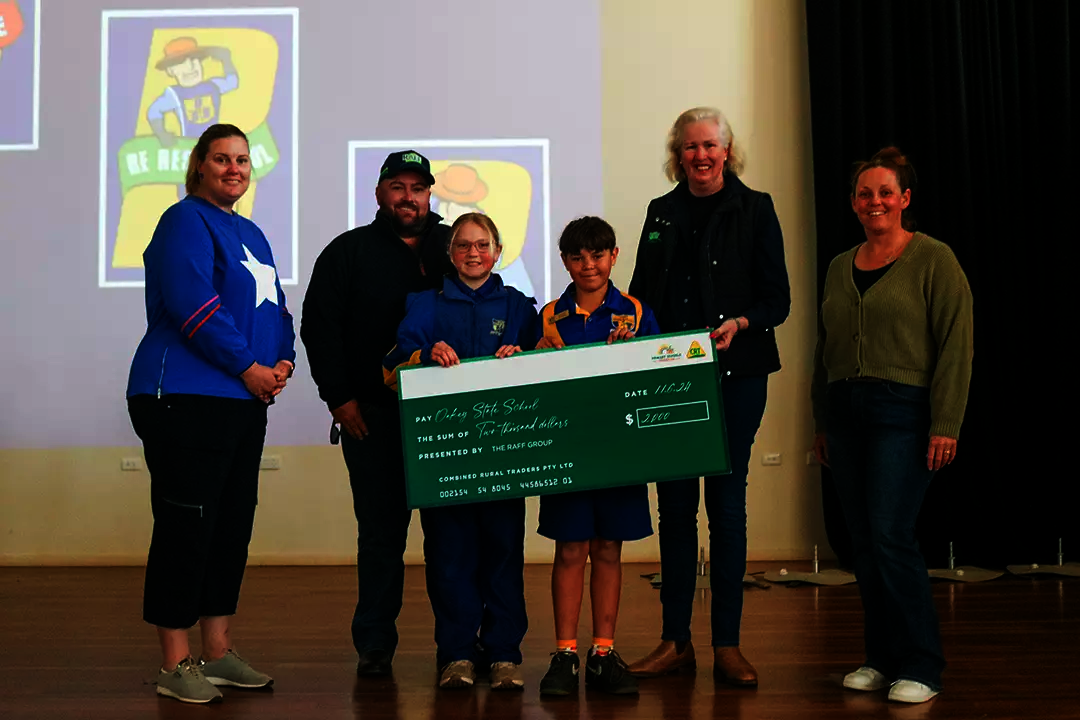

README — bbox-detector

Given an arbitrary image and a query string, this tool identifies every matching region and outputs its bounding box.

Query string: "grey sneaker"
[200,649,274,689]
[438,659,476,689]
[489,661,525,691]
[156,657,223,704]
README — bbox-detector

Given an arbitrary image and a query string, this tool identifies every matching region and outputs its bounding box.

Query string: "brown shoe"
[627,640,696,678]
[713,647,757,687]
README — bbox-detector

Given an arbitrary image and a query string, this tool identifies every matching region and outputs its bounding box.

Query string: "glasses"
[451,240,494,255]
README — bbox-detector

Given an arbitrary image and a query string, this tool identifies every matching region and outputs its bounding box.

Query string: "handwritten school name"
[414,397,542,426]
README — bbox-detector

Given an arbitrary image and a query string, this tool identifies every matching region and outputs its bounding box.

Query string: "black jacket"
[300,212,454,411]
[628,174,791,376]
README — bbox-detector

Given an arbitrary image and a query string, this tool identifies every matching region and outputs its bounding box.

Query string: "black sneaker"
[585,649,639,695]
[539,651,580,696]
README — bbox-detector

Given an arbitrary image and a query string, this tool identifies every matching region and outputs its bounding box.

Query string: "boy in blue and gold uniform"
[536,216,660,696]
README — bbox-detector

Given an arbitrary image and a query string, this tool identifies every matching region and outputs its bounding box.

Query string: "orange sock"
[591,637,614,656]
[556,639,577,654]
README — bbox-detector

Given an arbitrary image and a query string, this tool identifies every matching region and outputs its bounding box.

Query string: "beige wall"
[0,0,827,566]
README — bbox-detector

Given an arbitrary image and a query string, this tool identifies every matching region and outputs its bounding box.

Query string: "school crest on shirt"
[491,318,506,336]
[611,314,636,332]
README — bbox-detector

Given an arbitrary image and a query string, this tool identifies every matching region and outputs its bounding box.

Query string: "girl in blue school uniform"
[383,212,538,692]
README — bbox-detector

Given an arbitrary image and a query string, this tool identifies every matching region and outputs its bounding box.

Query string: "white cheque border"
[98,7,300,289]
[347,138,552,301]
[0,0,40,151]
[399,332,714,401]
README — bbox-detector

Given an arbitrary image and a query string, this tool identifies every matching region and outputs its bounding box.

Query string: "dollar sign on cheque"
[625,414,633,426]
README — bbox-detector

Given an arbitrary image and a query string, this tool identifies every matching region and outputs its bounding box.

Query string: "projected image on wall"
[99,8,298,288]
[350,140,551,302]
[0,0,39,150]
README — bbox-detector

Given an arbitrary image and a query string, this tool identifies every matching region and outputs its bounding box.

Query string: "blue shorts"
[537,484,653,542]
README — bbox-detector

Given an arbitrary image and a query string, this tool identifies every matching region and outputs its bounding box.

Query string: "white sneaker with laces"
[888,679,940,703]
[843,665,888,691]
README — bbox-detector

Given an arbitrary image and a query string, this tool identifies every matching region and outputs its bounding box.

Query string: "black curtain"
[806,1,1075,568]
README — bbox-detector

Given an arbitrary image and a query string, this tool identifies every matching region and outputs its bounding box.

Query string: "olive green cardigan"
[812,233,973,438]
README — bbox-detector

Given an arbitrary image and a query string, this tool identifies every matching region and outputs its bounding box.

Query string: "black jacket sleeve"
[628,202,655,300]
[741,194,791,331]
[300,237,355,412]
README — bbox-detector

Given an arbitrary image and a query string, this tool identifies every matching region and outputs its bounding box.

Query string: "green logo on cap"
[401,152,424,165]
[647,231,661,243]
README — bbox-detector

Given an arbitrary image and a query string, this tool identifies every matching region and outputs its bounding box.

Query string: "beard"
[378,203,429,237]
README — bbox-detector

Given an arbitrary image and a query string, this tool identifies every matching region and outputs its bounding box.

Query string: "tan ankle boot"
[713,646,757,687]
[627,640,696,678]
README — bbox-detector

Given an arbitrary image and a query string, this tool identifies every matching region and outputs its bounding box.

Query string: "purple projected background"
[0,0,37,147]
[102,11,296,285]
[0,0,602,448]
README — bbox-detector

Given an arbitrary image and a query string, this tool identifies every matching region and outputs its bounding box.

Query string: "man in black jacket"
[300,150,453,676]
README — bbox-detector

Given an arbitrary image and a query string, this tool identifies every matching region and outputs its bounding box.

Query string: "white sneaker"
[843,666,888,691]
[888,679,939,703]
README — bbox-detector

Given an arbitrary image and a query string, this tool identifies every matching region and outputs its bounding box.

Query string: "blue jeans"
[420,498,528,668]
[656,375,768,647]
[826,380,945,690]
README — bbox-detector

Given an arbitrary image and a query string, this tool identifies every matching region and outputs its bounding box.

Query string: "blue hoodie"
[384,274,537,389]
[126,195,296,400]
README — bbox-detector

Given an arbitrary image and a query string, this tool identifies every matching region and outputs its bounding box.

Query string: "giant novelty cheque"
[398,331,731,509]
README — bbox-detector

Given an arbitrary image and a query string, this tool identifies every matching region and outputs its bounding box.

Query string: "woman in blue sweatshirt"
[384,213,537,692]
[126,124,296,704]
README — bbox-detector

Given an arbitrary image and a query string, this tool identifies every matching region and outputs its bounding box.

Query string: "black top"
[662,183,730,331]
[300,212,454,411]
[851,258,894,295]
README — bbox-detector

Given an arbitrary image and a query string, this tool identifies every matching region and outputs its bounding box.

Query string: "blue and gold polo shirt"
[537,281,661,347]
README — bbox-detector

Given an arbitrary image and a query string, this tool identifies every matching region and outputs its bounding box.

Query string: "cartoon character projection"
[104,17,292,283]
[147,37,239,146]
[432,162,537,297]
[0,0,25,66]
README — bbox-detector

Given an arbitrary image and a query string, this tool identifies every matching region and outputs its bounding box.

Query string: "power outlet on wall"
[761,452,782,466]
[260,455,282,471]
[120,457,143,471]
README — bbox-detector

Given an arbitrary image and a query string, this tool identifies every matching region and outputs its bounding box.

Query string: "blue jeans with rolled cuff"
[656,375,768,647]
[826,379,945,690]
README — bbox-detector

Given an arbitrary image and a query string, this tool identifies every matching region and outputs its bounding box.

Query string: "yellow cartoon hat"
[434,164,489,204]
[155,37,211,70]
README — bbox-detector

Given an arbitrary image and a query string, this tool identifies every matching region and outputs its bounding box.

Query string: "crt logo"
[687,340,707,359]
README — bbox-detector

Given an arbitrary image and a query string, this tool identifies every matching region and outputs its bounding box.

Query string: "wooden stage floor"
[1,562,1077,719]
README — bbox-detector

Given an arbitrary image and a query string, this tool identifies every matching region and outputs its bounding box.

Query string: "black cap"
[379,150,435,186]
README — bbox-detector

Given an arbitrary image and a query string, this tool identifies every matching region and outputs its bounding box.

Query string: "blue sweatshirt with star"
[383,274,538,389]
[537,281,661,347]
[126,195,297,400]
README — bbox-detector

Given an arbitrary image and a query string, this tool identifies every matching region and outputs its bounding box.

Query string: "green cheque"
[397,330,731,509]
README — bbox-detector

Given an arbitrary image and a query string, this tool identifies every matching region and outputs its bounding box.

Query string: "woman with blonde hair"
[628,107,791,686]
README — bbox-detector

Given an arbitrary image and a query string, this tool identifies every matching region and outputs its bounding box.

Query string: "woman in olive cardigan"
[812,147,973,705]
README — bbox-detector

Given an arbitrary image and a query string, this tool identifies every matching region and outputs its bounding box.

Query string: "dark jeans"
[656,375,768,647]
[826,380,945,690]
[341,403,412,657]
[129,394,267,630]
[420,498,528,668]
